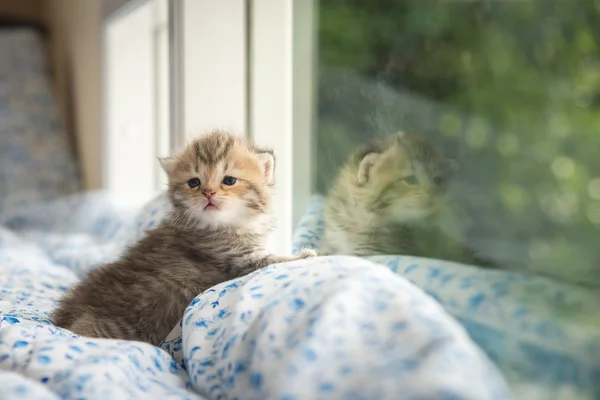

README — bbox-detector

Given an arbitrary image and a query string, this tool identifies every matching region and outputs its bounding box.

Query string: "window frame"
[102,0,170,200]
[248,0,317,253]
[104,0,317,253]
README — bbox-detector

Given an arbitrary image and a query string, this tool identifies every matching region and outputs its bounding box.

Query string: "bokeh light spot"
[551,157,575,179]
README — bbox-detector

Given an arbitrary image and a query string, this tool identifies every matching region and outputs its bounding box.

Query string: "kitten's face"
[160,131,274,230]
[358,133,454,223]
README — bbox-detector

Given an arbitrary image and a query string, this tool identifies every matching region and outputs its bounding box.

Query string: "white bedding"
[0,192,511,399]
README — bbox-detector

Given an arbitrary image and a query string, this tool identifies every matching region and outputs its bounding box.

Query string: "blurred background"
[0,0,599,285]
[316,0,600,285]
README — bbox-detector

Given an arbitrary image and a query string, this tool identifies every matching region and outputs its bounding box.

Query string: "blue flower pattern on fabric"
[163,259,510,400]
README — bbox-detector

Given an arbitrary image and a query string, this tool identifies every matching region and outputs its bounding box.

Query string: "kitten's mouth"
[204,201,219,211]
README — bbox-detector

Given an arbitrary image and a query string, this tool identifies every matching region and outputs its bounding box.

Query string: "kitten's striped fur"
[52,130,315,345]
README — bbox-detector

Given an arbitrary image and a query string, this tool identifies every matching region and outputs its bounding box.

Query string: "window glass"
[316,0,600,286]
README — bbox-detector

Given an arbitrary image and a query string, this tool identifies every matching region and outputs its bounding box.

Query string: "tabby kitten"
[323,131,477,263]
[52,130,316,345]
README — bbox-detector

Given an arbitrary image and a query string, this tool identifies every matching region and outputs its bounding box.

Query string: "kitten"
[52,130,316,345]
[323,131,484,264]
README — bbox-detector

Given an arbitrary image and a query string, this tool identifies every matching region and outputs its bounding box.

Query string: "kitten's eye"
[222,176,237,186]
[403,175,418,186]
[187,178,201,188]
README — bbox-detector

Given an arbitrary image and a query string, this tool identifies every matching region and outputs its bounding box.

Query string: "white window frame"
[248,0,317,253]
[103,0,170,201]
[176,0,248,141]
[105,0,316,253]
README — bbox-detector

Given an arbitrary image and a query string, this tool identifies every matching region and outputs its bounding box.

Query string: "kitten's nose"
[202,188,216,198]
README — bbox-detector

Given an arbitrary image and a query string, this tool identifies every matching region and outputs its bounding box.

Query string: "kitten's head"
[159,130,275,231]
[353,132,456,223]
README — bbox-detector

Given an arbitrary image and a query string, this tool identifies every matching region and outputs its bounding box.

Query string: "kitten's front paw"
[299,248,317,259]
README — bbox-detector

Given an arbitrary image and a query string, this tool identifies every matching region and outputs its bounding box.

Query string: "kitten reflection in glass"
[323,131,489,266]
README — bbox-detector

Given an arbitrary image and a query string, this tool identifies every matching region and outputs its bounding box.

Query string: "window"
[312,0,600,285]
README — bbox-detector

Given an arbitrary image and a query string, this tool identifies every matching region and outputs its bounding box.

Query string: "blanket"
[0,192,510,399]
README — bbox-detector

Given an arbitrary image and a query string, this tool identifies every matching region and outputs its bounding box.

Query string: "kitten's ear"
[394,131,409,150]
[255,150,275,185]
[357,152,380,185]
[158,156,177,175]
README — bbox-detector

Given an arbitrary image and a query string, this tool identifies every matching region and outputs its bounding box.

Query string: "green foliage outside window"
[316,0,600,286]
